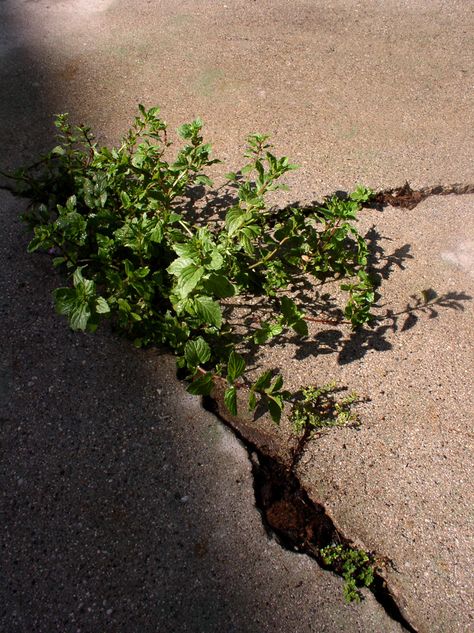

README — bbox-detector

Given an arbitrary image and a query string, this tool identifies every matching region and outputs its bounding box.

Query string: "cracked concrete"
[1,1,473,632]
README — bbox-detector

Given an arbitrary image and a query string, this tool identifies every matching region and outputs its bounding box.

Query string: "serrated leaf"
[225,207,247,236]
[253,370,272,391]
[224,385,238,415]
[209,250,224,271]
[227,351,246,384]
[176,264,204,297]
[167,257,194,276]
[203,273,236,298]
[187,372,214,396]
[184,337,211,368]
[193,295,222,328]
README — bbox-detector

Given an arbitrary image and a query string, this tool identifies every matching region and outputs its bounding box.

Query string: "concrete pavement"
[1,1,473,631]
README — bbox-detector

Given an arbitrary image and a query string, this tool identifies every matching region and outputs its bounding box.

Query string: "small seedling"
[320,544,375,603]
[291,382,360,434]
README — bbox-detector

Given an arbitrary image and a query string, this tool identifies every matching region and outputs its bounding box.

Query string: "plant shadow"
[219,193,472,369]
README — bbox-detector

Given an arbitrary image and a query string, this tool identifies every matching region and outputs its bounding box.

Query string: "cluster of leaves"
[291,382,360,434]
[320,544,375,603]
[8,106,375,422]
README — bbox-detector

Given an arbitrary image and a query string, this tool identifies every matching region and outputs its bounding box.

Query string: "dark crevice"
[203,396,417,633]
[371,181,474,210]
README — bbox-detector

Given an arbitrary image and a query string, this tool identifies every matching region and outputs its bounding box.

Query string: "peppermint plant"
[6,106,375,423]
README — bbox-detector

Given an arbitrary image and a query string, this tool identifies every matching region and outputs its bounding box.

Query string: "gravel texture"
[1,1,473,632]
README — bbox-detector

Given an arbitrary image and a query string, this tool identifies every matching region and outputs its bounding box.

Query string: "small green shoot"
[291,382,360,434]
[320,544,375,603]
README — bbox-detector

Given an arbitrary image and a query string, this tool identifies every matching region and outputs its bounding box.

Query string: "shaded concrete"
[1,0,473,632]
[0,1,404,632]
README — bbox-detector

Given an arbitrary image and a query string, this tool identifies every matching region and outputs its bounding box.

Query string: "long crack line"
[203,395,418,633]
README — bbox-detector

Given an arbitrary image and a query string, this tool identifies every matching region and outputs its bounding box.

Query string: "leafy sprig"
[7,106,376,423]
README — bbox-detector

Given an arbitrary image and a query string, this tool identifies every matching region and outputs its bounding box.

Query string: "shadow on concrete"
[1,6,356,633]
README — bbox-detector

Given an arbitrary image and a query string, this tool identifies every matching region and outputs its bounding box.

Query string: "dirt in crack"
[251,451,417,632]
[204,394,417,632]
[372,182,474,210]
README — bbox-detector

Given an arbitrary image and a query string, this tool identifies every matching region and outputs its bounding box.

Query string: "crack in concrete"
[373,182,474,210]
[204,396,417,633]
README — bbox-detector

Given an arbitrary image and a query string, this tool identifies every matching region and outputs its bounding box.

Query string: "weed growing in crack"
[320,544,375,603]
[291,382,360,435]
[4,105,376,423]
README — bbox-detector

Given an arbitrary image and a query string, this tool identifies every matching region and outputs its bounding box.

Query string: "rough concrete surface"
[1,0,473,632]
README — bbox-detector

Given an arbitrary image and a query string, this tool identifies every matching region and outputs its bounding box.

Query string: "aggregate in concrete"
[1,1,473,632]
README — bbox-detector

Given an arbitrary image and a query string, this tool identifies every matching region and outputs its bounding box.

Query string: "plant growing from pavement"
[320,544,375,603]
[6,106,375,424]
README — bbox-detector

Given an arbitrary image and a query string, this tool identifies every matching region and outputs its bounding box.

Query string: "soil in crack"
[372,182,474,209]
[251,451,417,632]
[204,395,417,632]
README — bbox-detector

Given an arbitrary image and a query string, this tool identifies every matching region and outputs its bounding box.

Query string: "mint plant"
[6,106,375,422]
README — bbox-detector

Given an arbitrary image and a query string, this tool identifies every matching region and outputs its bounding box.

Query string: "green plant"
[6,106,376,422]
[291,382,360,434]
[320,544,375,603]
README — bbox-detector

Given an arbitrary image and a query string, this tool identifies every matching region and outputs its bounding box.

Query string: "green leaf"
[267,396,283,424]
[51,145,65,156]
[27,236,45,253]
[209,250,224,271]
[176,264,204,297]
[187,372,214,396]
[267,374,284,394]
[184,337,211,369]
[253,370,272,391]
[292,319,308,336]
[225,207,247,236]
[53,287,78,316]
[248,390,257,412]
[95,296,110,314]
[193,295,222,328]
[70,303,91,331]
[280,295,299,320]
[72,267,85,287]
[349,185,374,204]
[224,385,238,415]
[194,174,213,187]
[167,257,194,276]
[203,273,236,298]
[227,351,246,384]
[150,223,163,243]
